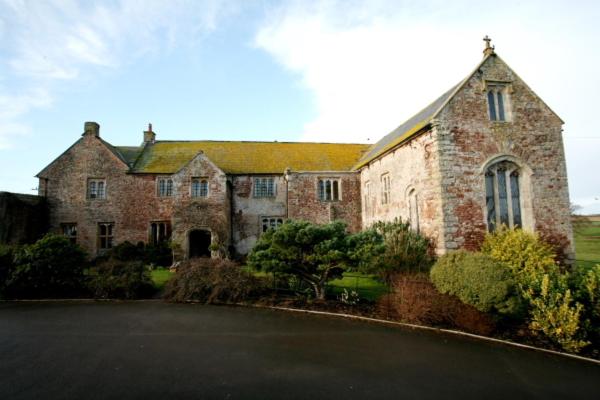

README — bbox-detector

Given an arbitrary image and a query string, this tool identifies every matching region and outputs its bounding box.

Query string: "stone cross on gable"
[483,35,495,56]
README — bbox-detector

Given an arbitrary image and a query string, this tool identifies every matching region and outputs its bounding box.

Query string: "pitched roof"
[130,141,371,174]
[352,83,460,170]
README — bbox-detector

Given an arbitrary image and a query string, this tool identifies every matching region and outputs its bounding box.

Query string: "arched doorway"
[189,229,211,258]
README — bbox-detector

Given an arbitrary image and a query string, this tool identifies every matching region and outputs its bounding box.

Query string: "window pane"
[200,180,208,197]
[97,181,105,198]
[510,172,522,227]
[159,179,165,196]
[100,224,106,236]
[267,178,274,197]
[487,90,497,121]
[497,169,509,226]
[485,172,496,232]
[497,92,505,121]
[166,180,173,196]
[89,181,96,198]
[318,180,324,200]
[326,180,332,200]
[333,181,339,200]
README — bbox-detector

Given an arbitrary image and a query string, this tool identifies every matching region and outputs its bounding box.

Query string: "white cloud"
[0,0,237,148]
[255,0,600,213]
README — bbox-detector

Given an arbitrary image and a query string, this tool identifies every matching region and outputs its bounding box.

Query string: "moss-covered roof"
[129,141,371,174]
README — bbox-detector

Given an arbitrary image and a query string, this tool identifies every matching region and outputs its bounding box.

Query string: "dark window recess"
[150,222,171,245]
[98,223,114,250]
[61,223,77,244]
[261,217,284,233]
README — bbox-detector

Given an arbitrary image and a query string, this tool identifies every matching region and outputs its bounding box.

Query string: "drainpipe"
[228,178,234,258]
[284,168,291,219]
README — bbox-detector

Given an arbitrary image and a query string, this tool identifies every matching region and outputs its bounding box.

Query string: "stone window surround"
[61,223,77,244]
[364,181,372,216]
[87,178,106,200]
[380,173,391,205]
[157,177,174,197]
[150,221,171,245]
[406,186,420,233]
[318,177,341,202]
[483,80,513,122]
[260,216,285,233]
[480,154,534,232]
[97,222,114,251]
[253,176,276,198]
[191,177,209,198]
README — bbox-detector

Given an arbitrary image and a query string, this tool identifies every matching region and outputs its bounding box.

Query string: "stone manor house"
[36,42,574,260]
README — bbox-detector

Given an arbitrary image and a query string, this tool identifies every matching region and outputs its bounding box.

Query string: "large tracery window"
[485,161,522,232]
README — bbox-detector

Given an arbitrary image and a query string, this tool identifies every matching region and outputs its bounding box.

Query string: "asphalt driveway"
[0,301,598,399]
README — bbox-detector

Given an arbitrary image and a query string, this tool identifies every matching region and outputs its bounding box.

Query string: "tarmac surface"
[0,301,599,399]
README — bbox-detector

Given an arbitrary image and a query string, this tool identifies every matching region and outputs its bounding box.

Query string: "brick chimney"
[83,121,100,137]
[143,123,155,144]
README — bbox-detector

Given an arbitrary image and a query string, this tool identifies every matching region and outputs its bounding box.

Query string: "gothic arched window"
[485,161,522,232]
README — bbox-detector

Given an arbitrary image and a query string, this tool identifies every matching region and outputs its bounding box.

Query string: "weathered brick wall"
[359,131,446,252]
[231,175,287,255]
[287,172,362,233]
[39,133,230,259]
[434,54,573,256]
[0,192,48,245]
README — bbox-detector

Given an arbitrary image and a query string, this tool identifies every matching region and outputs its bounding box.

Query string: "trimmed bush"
[430,251,521,315]
[6,234,87,298]
[87,259,155,299]
[163,258,267,304]
[107,241,172,267]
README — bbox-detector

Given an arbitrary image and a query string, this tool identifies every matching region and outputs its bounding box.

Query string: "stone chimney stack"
[83,121,100,137]
[143,123,155,144]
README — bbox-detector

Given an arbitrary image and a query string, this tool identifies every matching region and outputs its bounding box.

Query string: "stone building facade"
[36,45,574,260]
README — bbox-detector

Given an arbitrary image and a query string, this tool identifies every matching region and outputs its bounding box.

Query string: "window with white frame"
[381,174,391,205]
[61,223,77,244]
[254,177,275,198]
[485,160,522,232]
[487,84,509,122]
[87,178,106,199]
[157,177,173,197]
[408,189,419,233]
[261,217,284,233]
[150,221,171,245]
[318,178,341,201]
[191,178,209,198]
[98,222,114,250]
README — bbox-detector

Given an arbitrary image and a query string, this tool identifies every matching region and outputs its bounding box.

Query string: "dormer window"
[487,84,509,122]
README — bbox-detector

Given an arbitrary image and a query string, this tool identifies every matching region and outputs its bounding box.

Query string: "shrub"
[363,219,432,279]
[525,274,589,353]
[481,228,559,291]
[248,220,383,300]
[430,251,521,315]
[87,259,155,299]
[378,274,495,336]
[163,258,266,304]
[482,228,590,353]
[6,234,87,298]
[0,244,17,298]
[107,241,172,267]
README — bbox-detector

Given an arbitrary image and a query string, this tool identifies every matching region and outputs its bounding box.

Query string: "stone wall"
[0,192,48,245]
[231,175,287,255]
[287,172,362,233]
[434,54,573,256]
[359,131,446,252]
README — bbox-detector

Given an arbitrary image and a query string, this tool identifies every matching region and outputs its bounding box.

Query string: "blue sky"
[1,0,599,214]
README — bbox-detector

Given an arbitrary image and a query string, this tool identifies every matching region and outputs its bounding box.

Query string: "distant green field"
[574,221,600,266]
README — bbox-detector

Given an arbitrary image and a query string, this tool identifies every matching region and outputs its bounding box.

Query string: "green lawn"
[151,268,174,290]
[327,273,388,301]
[574,221,600,266]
